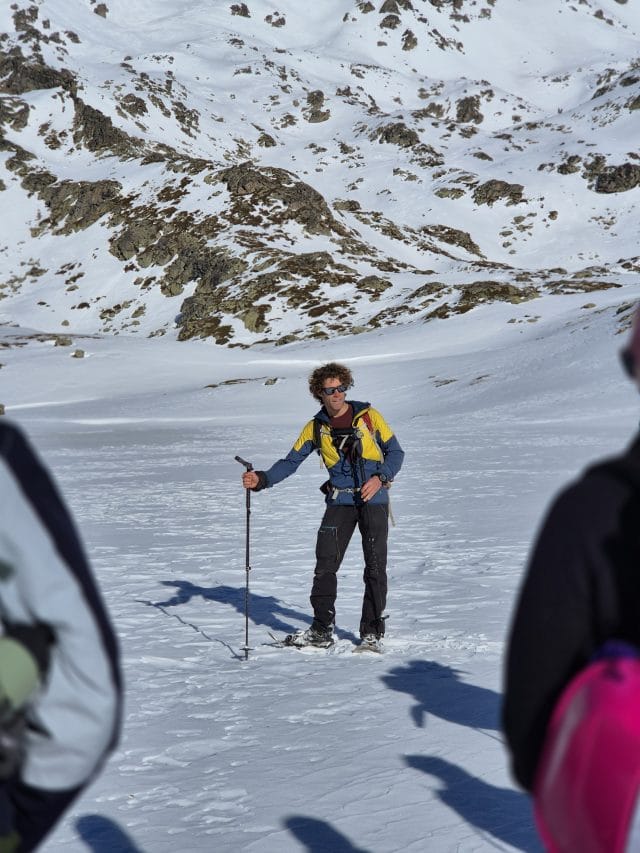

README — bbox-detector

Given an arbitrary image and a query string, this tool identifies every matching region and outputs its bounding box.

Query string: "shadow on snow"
[405,755,542,852]
[381,659,500,730]
[151,580,358,642]
[152,579,307,634]
[284,815,371,853]
[75,815,144,852]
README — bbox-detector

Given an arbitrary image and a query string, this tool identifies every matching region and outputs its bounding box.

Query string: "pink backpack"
[534,644,640,852]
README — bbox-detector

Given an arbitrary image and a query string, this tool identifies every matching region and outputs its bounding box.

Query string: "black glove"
[251,471,268,491]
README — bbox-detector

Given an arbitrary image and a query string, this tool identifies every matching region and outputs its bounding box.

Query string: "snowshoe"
[283,624,334,649]
[353,634,384,654]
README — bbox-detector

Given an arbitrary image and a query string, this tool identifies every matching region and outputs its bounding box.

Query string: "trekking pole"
[235,456,253,660]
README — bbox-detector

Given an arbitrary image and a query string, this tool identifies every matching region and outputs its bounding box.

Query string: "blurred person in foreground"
[0,420,122,851]
[503,305,640,852]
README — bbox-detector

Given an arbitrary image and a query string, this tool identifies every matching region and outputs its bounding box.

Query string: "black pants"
[0,777,81,852]
[311,503,389,637]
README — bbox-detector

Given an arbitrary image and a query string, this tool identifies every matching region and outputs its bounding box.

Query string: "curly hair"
[308,362,354,402]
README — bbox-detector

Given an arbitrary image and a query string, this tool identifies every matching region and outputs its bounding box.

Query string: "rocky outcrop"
[0,96,30,131]
[421,225,484,257]
[176,249,362,343]
[72,99,143,158]
[594,163,640,194]
[0,47,76,95]
[427,281,539,319]
[373,122,420,148]
[456,96,483,124]
[33,178,123,235]
[219,163,347,237]
[473,180,524,206]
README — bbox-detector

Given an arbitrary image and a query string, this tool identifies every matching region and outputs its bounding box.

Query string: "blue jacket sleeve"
[367,409,404,481]
[263,420,316,487]
[379,433,405,482]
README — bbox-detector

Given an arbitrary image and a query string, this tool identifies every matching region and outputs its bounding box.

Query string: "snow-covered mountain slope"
[2,0,640,346]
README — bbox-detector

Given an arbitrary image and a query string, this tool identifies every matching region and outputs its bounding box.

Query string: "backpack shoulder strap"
[362,411,374,434]
[356,410,380,441]
[355,409,384,460]
[313,418,323,455]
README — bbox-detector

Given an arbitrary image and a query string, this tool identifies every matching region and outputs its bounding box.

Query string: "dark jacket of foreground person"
[503,433,640,791]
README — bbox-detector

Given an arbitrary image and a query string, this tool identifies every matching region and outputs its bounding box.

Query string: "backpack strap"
[313,410,385,466]
[355,410,383,461]
[361,410,374,434]
[312,417,330,469]
[313,418,323,456]
[313,410,379,450]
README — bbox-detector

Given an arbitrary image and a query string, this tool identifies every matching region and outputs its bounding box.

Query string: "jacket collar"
[314,400,371,424]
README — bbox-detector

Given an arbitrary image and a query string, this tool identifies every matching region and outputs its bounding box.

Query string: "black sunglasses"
[321,384,348,396]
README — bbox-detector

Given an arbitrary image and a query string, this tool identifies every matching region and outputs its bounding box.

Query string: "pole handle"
[235,455,254,472]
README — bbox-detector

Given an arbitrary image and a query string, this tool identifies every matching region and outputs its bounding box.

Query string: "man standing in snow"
[0,421,122,851]
[502,306,640,848]
[242,362,404,651]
